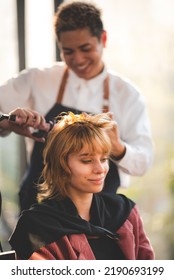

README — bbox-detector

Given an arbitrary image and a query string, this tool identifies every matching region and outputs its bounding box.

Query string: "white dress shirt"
[0,61,154,187]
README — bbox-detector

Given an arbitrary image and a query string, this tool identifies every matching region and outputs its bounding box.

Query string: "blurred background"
[0,0,174,259]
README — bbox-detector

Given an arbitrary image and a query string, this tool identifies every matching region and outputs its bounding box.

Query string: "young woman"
[9,112,154,260]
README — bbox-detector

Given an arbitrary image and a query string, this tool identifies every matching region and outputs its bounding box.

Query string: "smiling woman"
[9,111,154,260]
[37,112,113,202]
[58,29,106,80]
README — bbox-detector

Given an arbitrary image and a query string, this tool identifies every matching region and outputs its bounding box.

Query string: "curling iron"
[0,113,16,122]
[0,113,57,138]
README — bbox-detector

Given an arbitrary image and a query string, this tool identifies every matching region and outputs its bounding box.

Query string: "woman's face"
[67,144,109,198]
[58,28,106,80]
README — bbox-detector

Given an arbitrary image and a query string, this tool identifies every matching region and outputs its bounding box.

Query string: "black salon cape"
[9,193,135,259]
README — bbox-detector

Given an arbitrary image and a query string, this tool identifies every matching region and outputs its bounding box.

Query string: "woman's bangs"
[68,125,111,155]
[85,134,111,155]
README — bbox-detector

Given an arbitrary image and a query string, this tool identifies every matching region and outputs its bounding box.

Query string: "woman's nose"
[93,161,105,173]
[73,50,85,64]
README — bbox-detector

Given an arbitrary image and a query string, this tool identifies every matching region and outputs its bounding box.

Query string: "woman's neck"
[70,193,93,221]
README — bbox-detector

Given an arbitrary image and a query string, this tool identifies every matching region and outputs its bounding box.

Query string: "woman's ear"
[101,30,107,47]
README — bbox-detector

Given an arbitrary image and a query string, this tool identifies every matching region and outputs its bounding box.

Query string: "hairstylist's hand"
[106,112,126,160]
[8,107,49,142]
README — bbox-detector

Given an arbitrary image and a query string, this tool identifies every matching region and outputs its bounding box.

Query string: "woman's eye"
[82,48,91,52]
[81,159,92,163]
[63,50,73,55]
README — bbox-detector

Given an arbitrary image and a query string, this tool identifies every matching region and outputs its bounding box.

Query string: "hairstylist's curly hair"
[37,112,113,202]
[54,1,104,41]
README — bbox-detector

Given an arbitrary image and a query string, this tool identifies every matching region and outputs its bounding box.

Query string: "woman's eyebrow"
[79,153,90,157]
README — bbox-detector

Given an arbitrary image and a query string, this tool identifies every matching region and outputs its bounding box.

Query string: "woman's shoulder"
[93,193,136,230]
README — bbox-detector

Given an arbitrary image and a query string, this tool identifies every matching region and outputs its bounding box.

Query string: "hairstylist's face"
[67,145,109,198]
[58,28,106,80]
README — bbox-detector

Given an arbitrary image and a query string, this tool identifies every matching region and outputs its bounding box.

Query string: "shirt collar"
[68,66,108,95]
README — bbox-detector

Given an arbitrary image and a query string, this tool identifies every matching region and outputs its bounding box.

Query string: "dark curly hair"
[54,1,104,41]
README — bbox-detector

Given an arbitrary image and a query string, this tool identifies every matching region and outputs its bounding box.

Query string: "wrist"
[110,146,126,161]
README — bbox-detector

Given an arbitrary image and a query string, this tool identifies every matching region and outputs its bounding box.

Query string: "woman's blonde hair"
[37,112,113,202]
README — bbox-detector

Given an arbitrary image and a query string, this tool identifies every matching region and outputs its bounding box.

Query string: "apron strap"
[103,75,109,113]
[56,67,69,104]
